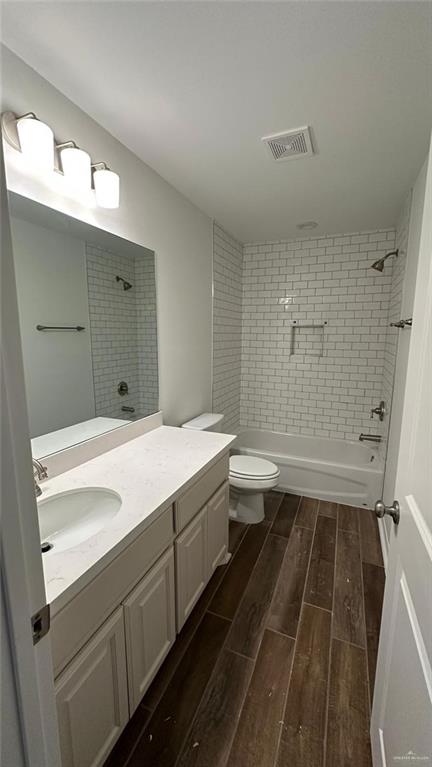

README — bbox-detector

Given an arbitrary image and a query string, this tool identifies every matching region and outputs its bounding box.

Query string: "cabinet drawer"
[175,453,229,532]
[55,607,128,767]
[52,505,174,677]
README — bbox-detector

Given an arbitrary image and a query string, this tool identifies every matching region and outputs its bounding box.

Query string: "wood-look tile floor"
[104,493,385,767]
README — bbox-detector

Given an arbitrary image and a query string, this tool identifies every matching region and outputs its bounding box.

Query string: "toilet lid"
[230,455,279,479]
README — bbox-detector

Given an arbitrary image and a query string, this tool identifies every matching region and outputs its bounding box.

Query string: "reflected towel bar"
[36,325,86,332]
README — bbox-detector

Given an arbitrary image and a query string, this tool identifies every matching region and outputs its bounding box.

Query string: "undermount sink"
[38,487,122,553]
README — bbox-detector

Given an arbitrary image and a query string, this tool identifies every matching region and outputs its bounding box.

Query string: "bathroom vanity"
[40,425,234,767]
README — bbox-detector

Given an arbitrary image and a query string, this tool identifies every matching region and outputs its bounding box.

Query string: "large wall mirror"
[8,193,159,458]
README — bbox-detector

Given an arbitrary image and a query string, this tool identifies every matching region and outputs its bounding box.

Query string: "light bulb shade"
[93,168,120,209]
[16,117,54,171]
[60,147,92,192]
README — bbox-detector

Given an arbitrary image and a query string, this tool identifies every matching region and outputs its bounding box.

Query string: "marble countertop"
[40,425,235,614]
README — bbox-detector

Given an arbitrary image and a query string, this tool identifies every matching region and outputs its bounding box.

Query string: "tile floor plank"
[295,496,319,529]
[267,526,313,638]
[103,703,151,767]
[338,503,360,533]
[209,520,270,620]
[304,515,336,611]
[128,613,230,767]
[318,500,338,519]
[358,509,384,567]
[326,639,372,767]
[264,490,285,522]
[362,562,385,702]
[227,629,295,767]
[227,534,288,658]
[229,520,248,556]
[333,529,366,647]
[278,604,331,767]
[271,493,300,537]
[176,649,254,767]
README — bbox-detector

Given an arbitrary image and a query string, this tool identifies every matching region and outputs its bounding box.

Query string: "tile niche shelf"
[287,320,328,358]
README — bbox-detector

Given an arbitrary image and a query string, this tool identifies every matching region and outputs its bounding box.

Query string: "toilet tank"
[181,413,224,432]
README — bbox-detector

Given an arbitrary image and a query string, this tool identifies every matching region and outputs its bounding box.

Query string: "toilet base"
[229,488,265,524]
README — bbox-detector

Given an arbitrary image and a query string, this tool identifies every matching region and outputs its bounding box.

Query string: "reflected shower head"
[116,275,133,291]
[370,249,399,272]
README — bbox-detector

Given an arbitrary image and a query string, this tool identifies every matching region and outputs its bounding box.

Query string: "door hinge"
[31,603,50,645]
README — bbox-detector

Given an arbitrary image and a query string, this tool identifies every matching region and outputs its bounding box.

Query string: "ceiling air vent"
[262,126,314,162]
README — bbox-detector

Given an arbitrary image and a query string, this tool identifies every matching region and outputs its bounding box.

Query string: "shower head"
[370,249,399,272]
[116,275,133,291]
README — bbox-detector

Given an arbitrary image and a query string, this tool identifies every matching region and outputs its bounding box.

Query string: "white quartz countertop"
[40,425,235,614]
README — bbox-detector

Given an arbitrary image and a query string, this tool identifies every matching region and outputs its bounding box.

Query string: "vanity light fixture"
[92,162,120,209]
[57,141,92,193]
[14,112,55,171]
[1,110,120,209]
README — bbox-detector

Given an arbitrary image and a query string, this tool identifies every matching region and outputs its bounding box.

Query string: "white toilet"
[181,413,280,524]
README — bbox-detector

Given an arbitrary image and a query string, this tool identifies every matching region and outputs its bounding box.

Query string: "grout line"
[322,495,339,767]
[303,601,332,614]
[266,625,297,641]
[332,635,368,652]
[225,646,256,662]
[358,510,373,719]
[206,608,233,622]
[273,498,318,767]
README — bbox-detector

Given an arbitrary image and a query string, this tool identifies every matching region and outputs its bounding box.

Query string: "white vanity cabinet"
[52,452,230,767]
[55,608,129,767]
[124,547,176,713]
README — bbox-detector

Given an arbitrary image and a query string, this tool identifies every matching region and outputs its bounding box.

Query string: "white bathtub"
[233,429,383,508]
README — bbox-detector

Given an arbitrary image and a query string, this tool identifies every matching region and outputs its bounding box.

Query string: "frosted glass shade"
[93,168,120,209]
[60,147,92,192]
[16,117,54,171]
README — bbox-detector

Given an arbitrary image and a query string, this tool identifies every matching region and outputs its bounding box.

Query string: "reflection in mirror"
[9,193,158,458]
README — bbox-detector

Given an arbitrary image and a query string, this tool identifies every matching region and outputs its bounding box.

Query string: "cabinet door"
[124,547,176,713]
[175,507,207,630]
[207,482,229,578]
[55,607,128,767]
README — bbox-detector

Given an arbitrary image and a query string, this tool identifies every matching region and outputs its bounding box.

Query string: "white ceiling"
[1,1,431,242]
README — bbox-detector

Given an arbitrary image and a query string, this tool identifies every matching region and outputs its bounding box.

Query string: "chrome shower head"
[371,258,385,272]
[370,249,398,272]
[116,275,133,291]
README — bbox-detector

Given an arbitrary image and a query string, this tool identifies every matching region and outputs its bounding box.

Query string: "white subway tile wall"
[212,223,243,433]
[86,243,158,419]
[240,229,396,441]
[136,255,159,416]
[379,191,411,457]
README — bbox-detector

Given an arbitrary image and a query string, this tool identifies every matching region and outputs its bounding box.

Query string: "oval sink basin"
[38,487,121,553]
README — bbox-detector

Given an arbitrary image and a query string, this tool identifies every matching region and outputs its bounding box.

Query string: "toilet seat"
[229,455,280,481]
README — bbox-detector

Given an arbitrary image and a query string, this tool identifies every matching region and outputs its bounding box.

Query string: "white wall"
[1,46,213,426]
[11,216,95,437]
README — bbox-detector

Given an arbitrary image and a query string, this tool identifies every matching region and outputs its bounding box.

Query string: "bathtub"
[233,429,383,508]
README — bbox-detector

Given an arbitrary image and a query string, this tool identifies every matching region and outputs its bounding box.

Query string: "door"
[371,141,432,765]
[55,608,129,767]
[207,482,229,578]
[175,507,208,630]
[1,145,61,765]
[124,547,176,713]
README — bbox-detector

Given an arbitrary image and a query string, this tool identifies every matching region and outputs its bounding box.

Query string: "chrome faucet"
[32,458,48,497]
[359,434,382,443]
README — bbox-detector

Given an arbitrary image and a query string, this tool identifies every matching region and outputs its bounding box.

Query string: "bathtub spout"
[359,433,382,443]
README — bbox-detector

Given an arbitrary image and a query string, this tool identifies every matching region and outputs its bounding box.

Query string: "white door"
[371,141,432,765]
[1,147,61,765]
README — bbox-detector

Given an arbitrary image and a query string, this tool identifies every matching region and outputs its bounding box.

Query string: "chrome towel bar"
[36,325,86,332]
